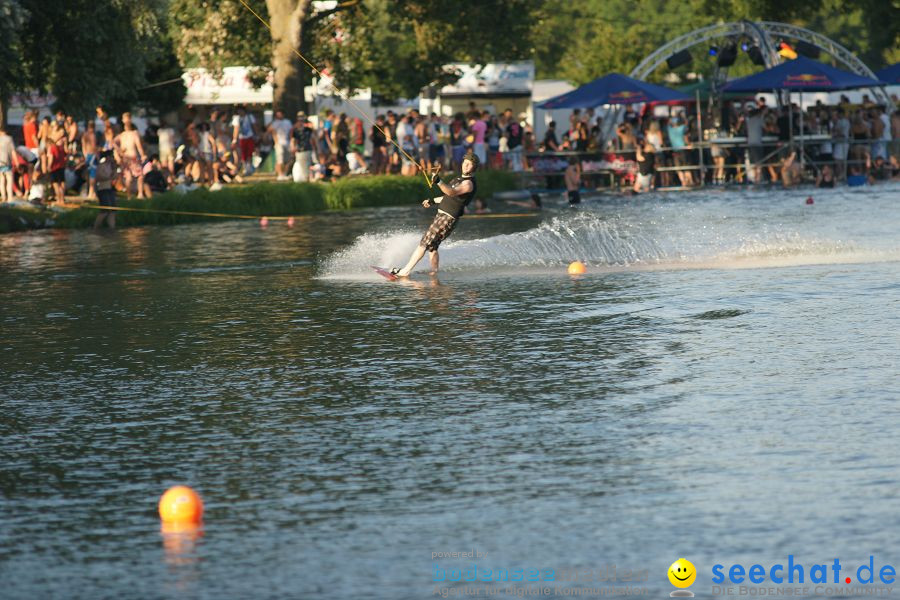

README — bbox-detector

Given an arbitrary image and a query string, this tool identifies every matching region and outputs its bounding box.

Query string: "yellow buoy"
[158,485,204,524]
[567,261,586,275]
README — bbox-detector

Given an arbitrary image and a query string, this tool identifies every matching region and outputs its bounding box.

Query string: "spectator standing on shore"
[23,111,39,157]
[397,114,417,176]
[542,120,559,152]
[449,113,466,170]
[575,119,590,152]
[414,111,428,163]
[232,106,258,175]
[667,114,694,187]
[589,117,604,151]
[487,114,501,167]
[871,107,890,161]
[291,111,316,182]
[64,115,79,154]
[645,120,667,187]
[371,115,388,175]
[385,111,399,174]
[335,113,350,166]
[349,116,367,173]
[268,109,293,181]
[21,111,39,194]
[623,104,640,128]
[82,120,98,200]
[466,101,480,122]
[849,111,869,167]
[117,123,146,199]
[321,109,335,155]
[428,113,445,170]
[568,109,581,143]
[470,111,487,165]
[47,137,67,204]
[37,117,51,173]
[505,110,523,171]
[157,120,176,185]
[615,122,636,151]
[0,127,15,202]
[268,110,293,181]
[833,108,850,179]
[744,102,765,183]
[214,111,231,163]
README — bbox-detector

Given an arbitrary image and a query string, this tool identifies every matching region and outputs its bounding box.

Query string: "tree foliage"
[9,0,183,118]
[169,0,271,83]
[535,0,899,84]
[170,0,540,108]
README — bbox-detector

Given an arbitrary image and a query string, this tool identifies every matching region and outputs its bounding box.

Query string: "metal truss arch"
[629,21,892,109]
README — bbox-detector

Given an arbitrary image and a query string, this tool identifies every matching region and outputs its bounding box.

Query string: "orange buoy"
[286,216,295,227]
[158,485,204,524]
[567,261,587,275]
[260,216,269,227]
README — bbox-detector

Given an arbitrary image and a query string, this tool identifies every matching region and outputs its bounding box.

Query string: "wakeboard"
[371,266,399,281]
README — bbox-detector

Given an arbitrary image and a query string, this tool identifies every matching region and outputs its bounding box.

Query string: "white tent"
[182,67,274,106]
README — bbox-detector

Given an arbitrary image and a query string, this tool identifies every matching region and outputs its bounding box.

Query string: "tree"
[12,0,183,119]
[536,0,899,84]
[0,0,29,128]
[170,0,314,116]
[170,0,540,114]
[316,0,538,99]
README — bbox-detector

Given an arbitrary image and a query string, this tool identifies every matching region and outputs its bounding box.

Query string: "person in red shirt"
[47,137,67,204]
[23,111,39,153]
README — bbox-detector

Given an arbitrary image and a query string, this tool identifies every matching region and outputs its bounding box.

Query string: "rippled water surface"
[1,184,899,599]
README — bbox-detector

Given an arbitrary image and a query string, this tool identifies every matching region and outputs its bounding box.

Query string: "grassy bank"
[54,170,520,229]
[0,203,55,234]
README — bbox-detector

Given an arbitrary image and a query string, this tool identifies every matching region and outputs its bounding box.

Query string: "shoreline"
[2,171,519,233]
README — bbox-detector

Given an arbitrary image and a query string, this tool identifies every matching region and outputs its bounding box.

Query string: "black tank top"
[438,175,476,219]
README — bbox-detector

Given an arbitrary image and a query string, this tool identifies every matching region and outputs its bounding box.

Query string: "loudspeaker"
[796,41,820,59]
[717,44,738,67]
[747,45,766,66]
[666,49,693,69]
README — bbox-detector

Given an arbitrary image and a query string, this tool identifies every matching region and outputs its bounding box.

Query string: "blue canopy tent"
[723,56,887,93]
[535,73,690,109]
[875,63,900,85]
[536,74,694,178]
[723,56,888,169]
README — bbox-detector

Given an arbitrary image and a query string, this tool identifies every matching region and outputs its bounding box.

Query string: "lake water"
[1,183,899,599]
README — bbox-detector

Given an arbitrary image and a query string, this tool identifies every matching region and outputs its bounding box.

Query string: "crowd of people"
[0,108,171,207]
[535,96,900,192]
[274,103,537,180]
[0,96,897,212]
[0,103,542,208]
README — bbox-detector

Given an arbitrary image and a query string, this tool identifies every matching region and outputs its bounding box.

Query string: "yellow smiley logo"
[668,558,697,588]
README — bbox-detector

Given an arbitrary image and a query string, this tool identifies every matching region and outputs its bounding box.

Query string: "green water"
[1,185,899,598]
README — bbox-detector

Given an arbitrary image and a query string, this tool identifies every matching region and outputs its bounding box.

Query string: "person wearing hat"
[391,151,479,277]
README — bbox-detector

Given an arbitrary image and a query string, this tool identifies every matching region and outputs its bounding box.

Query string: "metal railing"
[515,137,891,191]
